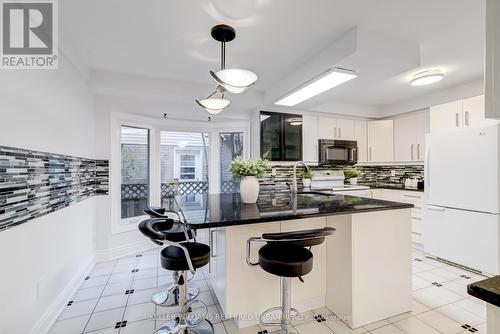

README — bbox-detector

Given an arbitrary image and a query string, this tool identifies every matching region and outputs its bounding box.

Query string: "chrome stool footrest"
[260,306,299,326]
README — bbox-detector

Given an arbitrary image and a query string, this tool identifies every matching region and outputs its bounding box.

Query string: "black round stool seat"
[161,242,210,271]
[258,244,313,278]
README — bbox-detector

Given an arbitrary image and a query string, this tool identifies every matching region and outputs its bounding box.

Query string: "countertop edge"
[467,276,500,308]
[183,203,413,229]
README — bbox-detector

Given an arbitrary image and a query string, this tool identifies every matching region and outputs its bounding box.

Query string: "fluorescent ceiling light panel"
[275,68,357,106]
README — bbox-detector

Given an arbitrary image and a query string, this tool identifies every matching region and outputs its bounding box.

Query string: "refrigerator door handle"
[426,205,445,212]
[424,135,430,201]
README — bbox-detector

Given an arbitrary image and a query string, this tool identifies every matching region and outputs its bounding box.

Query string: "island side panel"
[325,214,354,325]
[351,209,412,327]
[325,209,412,328]
[280,217,328,311]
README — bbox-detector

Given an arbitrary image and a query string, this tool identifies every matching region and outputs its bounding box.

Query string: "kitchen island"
[174,192,414,329]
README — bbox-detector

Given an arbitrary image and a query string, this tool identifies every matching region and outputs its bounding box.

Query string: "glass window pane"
[121,126,149,220]
[220,132,244,193]
[160,131,209,207]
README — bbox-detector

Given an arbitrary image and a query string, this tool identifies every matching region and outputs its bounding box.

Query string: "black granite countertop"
[174,192,413,229]
[361,183,425,193]
[468,276,500,307]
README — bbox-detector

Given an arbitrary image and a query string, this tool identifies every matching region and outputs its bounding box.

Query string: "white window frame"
[110,111,250,234]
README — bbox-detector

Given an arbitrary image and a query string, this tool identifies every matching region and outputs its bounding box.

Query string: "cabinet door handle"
[339,127,342,138]
[315,144,318,160]
[403,194,422,199]
[455,113,460,127]
[369,147,372,161]
[210,229,217,257]
[417,144,420,160]
[410,144,414,160]
[465,111,470,127]
[334,127,337,138]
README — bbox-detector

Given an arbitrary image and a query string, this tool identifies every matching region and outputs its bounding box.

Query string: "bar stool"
[246,227,335,334]
[140,207,199,307]
[139,217,214,334]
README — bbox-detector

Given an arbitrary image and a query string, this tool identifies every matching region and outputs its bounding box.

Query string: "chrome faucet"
[291,161,310,193]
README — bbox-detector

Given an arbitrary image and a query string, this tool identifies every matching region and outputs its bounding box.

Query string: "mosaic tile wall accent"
[259,164,424,192]
[0,145,109,232]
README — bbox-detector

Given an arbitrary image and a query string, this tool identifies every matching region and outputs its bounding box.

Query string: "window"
[220,132,244,192]
[160,131,209,207]
[178,152,199,181]
[120,126,150,220]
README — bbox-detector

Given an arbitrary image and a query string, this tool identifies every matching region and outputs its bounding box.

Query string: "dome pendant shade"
[210,69,258,93]
[209,24,258,94]
[195,97,230,115]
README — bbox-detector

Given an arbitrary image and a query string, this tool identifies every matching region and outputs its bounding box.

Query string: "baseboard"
[95,239,156,262]
[31,255,96,334]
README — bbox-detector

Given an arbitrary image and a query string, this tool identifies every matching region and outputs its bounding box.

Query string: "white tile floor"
[48,245,489,334]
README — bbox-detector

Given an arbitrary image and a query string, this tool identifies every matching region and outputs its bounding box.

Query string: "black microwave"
[318,139,358,165]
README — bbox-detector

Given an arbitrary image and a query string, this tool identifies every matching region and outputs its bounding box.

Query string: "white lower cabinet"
[206,218,327,328]
[370,189,424,245]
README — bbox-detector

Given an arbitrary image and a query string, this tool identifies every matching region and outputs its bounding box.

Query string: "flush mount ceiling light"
[195,87,231,115]
[275,67,357,106]
[410,69,444,86]
[209,24,258,94]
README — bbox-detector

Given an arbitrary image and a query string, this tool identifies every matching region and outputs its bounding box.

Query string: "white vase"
[349,177,358,185]
[240,176,260,203]
[303,178,311,188]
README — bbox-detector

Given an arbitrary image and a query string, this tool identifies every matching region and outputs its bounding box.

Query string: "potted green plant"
[229,156,270,203]
[297,169,313,188]
[344,167,362,185]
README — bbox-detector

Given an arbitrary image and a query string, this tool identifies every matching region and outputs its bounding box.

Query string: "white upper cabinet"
[367,120,394,163]
[462,95,500,128]
[354,120,368,163]
[302,115,319,163]
[430,95,499,134]
[318,117,355,140]
[336,118,356,140]
[430,100,462,133]
[318,117,337,139]
[394,112,429,162]
[486,0,500,119]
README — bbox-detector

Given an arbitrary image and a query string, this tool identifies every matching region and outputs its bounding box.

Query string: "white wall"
[0,57,97,334]
[379,78,484,117]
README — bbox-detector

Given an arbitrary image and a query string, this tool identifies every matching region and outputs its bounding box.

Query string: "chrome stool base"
[152,284,200,307]
[155,319,214,334]
[266,330,297,334]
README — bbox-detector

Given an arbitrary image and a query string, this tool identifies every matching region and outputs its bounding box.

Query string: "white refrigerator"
[424,124,500,275]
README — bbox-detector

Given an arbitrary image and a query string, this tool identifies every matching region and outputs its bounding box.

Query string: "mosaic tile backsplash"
[259,164,424,193]
[0,145,109,231]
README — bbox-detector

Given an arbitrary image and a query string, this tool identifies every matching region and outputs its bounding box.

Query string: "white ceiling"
[61,0,485,112]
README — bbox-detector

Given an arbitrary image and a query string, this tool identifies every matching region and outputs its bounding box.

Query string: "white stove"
[310,170,370,196]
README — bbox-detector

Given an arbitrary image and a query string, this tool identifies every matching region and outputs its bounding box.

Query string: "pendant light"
[195,86,230,115]
[209,24,258,93]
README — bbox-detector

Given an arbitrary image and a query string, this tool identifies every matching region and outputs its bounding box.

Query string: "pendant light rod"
[221,41,226,70]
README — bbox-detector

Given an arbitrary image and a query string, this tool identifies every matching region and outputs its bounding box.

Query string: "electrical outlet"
[271,168,277,176]
[391,170,396,177]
